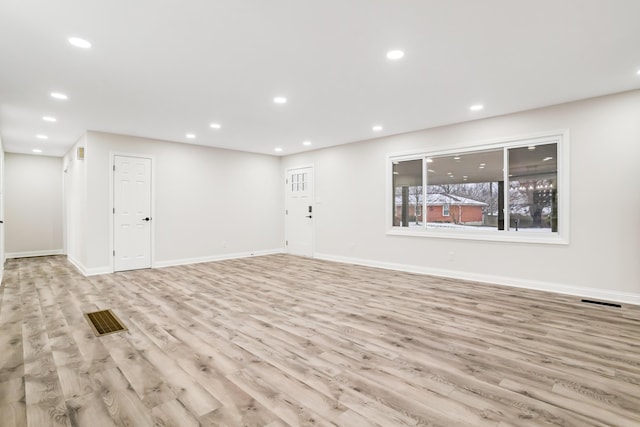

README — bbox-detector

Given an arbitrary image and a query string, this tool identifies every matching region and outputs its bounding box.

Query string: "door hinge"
[285,240,288,246]
[113,165,115,171]
[285,209,288,215]
[113,208,115,214]
[113,250,115,256]
[286,178,288,184]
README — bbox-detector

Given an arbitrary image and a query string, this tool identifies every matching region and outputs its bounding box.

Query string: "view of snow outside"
[396,180,555,232]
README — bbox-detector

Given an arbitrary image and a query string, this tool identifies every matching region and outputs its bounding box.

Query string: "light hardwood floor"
[1,254,640,426]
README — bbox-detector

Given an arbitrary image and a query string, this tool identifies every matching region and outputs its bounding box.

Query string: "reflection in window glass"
[508,143,558,232]
[425,150,502,231]
[392,159,423,227]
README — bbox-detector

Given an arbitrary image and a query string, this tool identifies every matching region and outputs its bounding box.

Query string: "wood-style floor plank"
[1,254,640,426]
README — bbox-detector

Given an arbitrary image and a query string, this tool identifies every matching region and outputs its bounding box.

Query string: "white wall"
[0,136,4,275]
[63,135,88,270]
[282,90,640,304]
[4,153,64,257]
[68,131,284,274]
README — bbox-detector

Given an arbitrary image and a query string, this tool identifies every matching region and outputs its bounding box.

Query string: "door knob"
[306,215,312,218]
[142,217,150,222]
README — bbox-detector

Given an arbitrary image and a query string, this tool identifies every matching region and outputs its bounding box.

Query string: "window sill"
[386,227,569,245]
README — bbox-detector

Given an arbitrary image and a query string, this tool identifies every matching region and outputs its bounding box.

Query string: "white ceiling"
[1,0,639,157]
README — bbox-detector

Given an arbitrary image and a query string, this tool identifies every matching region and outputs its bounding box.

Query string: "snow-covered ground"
[403,222,553,232]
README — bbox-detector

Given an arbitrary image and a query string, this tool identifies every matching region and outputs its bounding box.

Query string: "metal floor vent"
[581,299,622,308]
[84,309,128,336]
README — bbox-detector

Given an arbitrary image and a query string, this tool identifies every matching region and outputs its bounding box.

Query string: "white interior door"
[285,166,313,257]
[114,155,152,271]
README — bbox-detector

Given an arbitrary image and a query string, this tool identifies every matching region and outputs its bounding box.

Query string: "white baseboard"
[67,255,112,276]
[153,248,286,269]
[67,248,286,277]
[314,252,640,306]
[6,249,65,259]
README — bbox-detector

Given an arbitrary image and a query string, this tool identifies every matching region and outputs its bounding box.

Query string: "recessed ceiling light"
[274,147,283,152]
[185,133,196,139]
[470,104,484,111]
[32,149,42,153]
[42,116,57,122]
[426,158,433,163]
[50,92,68,100]
[463,176,468,179]
[427,169,435,173]
[453,156,461,160]
[210,123,221,129]
[528,146,536,150]
[302,141,312,146]
[543,156,553,161]
[273,97,287,104]
[36,134,48,139]
[372,125,383,131]
[386,50,404,60]
[68,37,91,49]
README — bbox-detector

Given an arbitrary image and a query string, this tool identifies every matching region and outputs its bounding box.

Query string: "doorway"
[285,166,314,257]
[113,155,152,271]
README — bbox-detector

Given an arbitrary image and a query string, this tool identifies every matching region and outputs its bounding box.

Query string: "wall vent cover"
[84,309,127,336]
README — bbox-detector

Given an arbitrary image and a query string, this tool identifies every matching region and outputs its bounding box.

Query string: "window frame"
[386,129,570,245]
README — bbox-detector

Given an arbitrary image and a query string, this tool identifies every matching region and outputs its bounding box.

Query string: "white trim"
[387,227,568,245]
[6,249,65,258]
[67,255,113,276]
[67,254,111,276]
[386,129,570,245]
[110,152,156,273]
[387,128,570,160]
[153,248,285,269]
[314,252,640,306]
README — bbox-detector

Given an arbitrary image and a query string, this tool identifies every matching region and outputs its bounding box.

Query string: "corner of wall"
[0,135,4,279]
[63,132,89,268]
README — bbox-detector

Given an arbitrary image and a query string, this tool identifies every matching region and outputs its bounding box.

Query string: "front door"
[285,166,313,257]
[113,155,152,271]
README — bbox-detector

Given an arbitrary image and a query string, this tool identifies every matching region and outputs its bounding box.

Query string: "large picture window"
[388,131,568,244]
